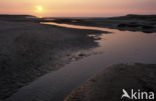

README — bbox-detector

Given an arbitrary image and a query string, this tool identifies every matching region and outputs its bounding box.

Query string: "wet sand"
[0,20,107,100]
[65,64,156,101]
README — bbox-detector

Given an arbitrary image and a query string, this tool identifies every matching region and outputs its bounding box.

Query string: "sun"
[36,6,43,12]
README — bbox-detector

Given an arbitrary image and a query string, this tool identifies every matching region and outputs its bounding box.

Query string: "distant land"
[0,14,155,33]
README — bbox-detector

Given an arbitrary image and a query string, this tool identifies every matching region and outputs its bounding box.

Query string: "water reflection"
[41,22,117,32]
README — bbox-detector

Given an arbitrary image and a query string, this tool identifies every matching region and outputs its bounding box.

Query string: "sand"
[65,64,156,101]
[0,19,107,100]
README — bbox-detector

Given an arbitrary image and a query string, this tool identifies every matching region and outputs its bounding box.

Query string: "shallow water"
[6,23,156,101]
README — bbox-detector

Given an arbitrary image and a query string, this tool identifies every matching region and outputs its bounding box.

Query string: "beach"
[0,15,156,101]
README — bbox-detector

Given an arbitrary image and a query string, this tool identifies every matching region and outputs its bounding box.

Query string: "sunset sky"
[0,0,156,17]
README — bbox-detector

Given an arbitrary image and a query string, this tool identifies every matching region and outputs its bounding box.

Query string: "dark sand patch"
[65,64,156,101]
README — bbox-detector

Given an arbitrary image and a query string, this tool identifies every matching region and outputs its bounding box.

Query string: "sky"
[0,0,156,17]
